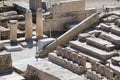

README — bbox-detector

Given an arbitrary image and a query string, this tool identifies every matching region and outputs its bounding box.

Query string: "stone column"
[9,20,18,41]
[36,8,43,37]
[25,10,33,39]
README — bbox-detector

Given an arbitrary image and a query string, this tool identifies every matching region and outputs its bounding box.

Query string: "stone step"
[78,33,90,42]
[99,23,111,31]
[66,47,103,63]
[69,40,116,60]
[90,61,114,80]
[86,37,115,51]
[86,70,107,80]
[48,52,86,75]
[111,26,120,36]
[99,32,120,45]
[56,46,86,67]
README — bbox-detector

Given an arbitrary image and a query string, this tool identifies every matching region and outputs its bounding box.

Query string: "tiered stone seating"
[69,40,115,60]
[48,46,87,74]
[86,61,114,80]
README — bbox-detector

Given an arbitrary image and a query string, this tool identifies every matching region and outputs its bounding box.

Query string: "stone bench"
[86,37,115,51]
[99,32,120,45]
[69,40,115,60]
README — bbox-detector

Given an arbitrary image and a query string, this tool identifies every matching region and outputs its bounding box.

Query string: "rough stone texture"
[99,31,120,45]
[39,13,99,57]
[25,10,33,39]
[114,19,120,27]
[70,40,115,60]
[111,26,120,36]
[111,56,120,66]
[0,53,12,74]
[86,37,115,51]
[36,8,43,37]
[100,23,112,31]
[9,20,18,41]
[48,52,86,75]
[78,33,90,42]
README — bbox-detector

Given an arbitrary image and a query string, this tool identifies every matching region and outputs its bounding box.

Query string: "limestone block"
[105,68,113,80]
[100,23,112,31]
[0,53,12,74]
[111,56,120,66]
[111,26,120,36]
[56,46,64,57]
[99,32,120,45]
[48,52,57,63]
[78,33,90,42]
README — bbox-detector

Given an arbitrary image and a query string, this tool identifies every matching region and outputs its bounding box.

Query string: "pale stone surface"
[70,40,115,60]
[4,43,23,52]
[1,72,25,80]
[99,32,120,45]
[25,10,33,39]
[86,37,115,51]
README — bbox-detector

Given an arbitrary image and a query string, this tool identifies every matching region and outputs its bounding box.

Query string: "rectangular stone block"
[0,53,12,74]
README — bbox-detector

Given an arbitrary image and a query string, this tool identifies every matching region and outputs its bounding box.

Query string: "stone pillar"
[36,8,43,37]
[29,0,42,11]
[25,10,33,39]
[9,20,18,41]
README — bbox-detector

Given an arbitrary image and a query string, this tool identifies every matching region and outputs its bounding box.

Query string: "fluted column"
[25,10,33,39]
[36,8,43,37]
[9,20,18,41]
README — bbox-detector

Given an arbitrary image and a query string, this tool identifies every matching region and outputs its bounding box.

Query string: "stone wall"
[43,0,96,32]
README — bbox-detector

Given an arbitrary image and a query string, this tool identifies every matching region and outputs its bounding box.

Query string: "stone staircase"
[48,22,120,80]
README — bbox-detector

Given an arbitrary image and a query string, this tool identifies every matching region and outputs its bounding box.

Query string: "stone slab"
[78,33,90,42]
[19,40,36,48]
[111,26,120,36]
[86,37,115,51]
[99,32,120,45]
[4,42,23,52]
[70,40,115,60]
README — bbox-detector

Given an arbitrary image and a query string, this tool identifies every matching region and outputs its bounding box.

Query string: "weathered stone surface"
[70,40,115,60]
[86,37,115,51]
[100,23,112,31]
[111,56,120,66]
[78,33,90,42]
[0,53,12,74]
[99,32,120,45]
[114,19,120,27]
[111,26,120,36]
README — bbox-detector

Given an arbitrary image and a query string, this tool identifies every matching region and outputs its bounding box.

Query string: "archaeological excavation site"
[0,0,120,80]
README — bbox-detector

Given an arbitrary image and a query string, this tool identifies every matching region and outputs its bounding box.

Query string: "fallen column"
[25,10,33,39]
[0,15,24,21]
[0,11,17,17]
[36,8,43,38]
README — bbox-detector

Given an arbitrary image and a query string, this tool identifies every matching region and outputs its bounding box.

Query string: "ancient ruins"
[0,0,120,80]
